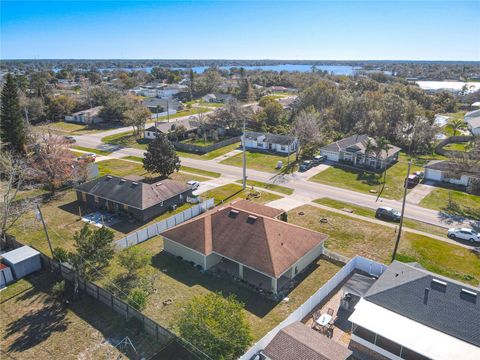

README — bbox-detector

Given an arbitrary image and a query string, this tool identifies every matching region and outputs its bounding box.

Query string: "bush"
[127,288,148,311]
[52,280,67,299]
[52,247,69,262]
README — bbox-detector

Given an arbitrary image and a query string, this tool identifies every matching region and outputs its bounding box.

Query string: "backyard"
[220,150,298,173]
[419,187,480,220]
[309,153,424,200]
[0,272,162,359]
[288,205,480,286]
[97,237,342,341]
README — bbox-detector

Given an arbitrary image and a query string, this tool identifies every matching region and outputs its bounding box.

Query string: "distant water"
[417,81,480,93]
[96,64,357,75]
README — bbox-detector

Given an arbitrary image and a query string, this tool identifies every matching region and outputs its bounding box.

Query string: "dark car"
[375,207,401,222]
[312,155,326,165]
[299,160,313,172]
[406,174,420,188]
[64,136,76,143]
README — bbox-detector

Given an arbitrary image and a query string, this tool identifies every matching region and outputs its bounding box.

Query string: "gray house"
[75,175,193,222]
[320,134,401,170]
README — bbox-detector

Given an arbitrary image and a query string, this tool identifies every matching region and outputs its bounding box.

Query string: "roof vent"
[431,278,447,292]
[247,215,257,224]
[423,288,430,305]
[119,179,126,185]
[229,209,239,218]
[156,182,162,187]
[131,182,138,188]
[460,288,477,304]
[106,175,112,180]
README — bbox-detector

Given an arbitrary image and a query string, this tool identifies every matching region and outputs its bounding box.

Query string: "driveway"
[406,182,436,204]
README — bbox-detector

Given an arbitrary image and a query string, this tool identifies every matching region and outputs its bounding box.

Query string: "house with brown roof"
[160,199,327,294]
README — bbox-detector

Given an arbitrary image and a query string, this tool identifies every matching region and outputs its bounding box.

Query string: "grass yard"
[0,272,162,359]
[442,142,471,152]
[235,179,294,195]
[288,205,480,286]
[220,150,297,173]
[420,188,480,220]
[200,183,282,205]
[34,121,114,136]
[309,153,423,200]
[101,131,149,150]
[157,107,211,121]
[176,141,241,160]
[98,237,341,341]
[71,145,113,156]
[313,198,447,238]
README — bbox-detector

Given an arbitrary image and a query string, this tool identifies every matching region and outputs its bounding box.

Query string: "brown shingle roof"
[229,199,284,218]
[263,321,353,360]
[161,201,327,278]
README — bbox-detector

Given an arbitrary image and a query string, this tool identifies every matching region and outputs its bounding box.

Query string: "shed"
[0,263,14,288]
[1,246,42,279]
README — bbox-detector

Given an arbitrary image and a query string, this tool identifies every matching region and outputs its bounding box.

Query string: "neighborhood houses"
[244,131,298,154]
[65,106,103,124]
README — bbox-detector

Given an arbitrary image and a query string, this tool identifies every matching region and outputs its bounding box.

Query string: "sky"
[1,1,479,61]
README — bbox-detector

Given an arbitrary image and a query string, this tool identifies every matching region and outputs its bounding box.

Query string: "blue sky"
[1,1,479,60]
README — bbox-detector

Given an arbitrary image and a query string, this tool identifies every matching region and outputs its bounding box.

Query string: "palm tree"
[447,117,466,136]
[373,137,391,169]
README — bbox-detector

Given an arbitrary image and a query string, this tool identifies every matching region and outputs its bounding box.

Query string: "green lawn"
[443,142,471,152]
[0,272,162,359]
[313,198,447,237]
[34,121,115,135]
[220,151,297,173]
[98,237,341,341]
[201,183,282,205]
[157,107,211,121]
[420,188,480,220]
[235,179,294,195]
[309,153,423,200]
[71,146,113,156]
[101,131,149,150]
[176,141,241,160]
[288,205,480,286]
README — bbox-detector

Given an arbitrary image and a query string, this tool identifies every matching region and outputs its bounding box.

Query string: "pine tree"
[143,133,180,178]
[1,74,26,153]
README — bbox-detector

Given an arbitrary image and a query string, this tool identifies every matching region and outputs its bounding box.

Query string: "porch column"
[271,277,277,294]
[238,263,244,279]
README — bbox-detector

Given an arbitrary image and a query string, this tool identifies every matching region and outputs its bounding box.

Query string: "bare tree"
[29,131,80,193]
[292,107,323,160]
[123,104,151,138]
[0,151,36,249]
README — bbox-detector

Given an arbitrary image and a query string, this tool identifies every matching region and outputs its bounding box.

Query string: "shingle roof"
[425,160,477,176]
[364,261,480,347]
[263,321,353,360]
[245,131,296,146]
[321,134,401,159]
[75,175,191,210]
[229,199,285,218]
[145,118,199,133]
[161,201,327,278]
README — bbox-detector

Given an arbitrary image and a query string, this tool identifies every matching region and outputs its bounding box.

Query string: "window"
[256,142,263,147]
[280,145,286,151]
[353,326,376,343]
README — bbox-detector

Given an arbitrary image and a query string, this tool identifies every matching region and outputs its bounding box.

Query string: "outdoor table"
[315,313,332,327]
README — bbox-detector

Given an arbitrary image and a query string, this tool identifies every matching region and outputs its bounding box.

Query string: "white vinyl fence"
[239,256,387,360]
[114,198,215,250]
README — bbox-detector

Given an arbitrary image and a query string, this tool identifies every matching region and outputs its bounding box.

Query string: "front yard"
[419,187,480,220]
[309,153,424,200]
[200,183,282,205]
[220,150,297,173]
[34,121,116,136]
[0,272,162,359]
[98,237,342,341]
[288,205,480,286]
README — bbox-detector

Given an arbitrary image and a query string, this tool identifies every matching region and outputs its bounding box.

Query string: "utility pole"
[36,204,54,257]
[391,160,411,262]
[242,117,247,189]
[167,99,170,123]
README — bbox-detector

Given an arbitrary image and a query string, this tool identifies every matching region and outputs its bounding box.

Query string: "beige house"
[161,199,327,294]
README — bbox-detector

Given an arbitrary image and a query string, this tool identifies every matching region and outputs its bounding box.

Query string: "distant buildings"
[202,93,235,103]
[244,131,298,154]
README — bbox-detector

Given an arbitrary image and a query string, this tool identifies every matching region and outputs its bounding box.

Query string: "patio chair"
[327,308,334,316]
[327,324,334,339]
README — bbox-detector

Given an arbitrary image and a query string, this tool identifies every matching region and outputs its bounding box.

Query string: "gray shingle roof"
[263,321,352,360]
[321,134,401,159]
[75,175,191,210]
[145,118,199,133]
[364,261,480,347]
[245,131,296,145]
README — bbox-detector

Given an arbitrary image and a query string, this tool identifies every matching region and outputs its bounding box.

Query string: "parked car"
[406,174,420,188]
[299,160,313,172]
[447,228,480,243]
[414,171,424,179]
[78,152,96,162]
[375,207,401,222]
[63,136,76,143]
[187,180,200,189]
[312,155,326,165]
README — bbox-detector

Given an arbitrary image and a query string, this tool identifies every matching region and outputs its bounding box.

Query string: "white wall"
[205,253,223,269]
[320,149,340,162]
[163,238,206,268]
[284,243,323,280]
[425,168,443,182]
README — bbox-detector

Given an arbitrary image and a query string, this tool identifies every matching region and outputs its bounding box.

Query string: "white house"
[320,134,401,170]
[244,131,298,154]
[424,160,474,187]
[464,109,480,136]
[143,119,199,140]
[65,106,103,124]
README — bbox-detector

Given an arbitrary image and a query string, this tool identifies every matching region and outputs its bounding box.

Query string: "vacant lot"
[220,150,297,173]
[101,131,149,150]
[420,187,480,220]
[0,272,162,359]
[201,183,282,205]
[288,205,480,285]
[71,145,113,156]
[235,179,294,195]
[34,121,115,136]
[314,198,447,237]
[176,141,241,160]
[309,154,424,200]
[98,237,341,341]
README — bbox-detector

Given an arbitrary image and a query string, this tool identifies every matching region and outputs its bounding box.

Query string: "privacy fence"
[172,136,241,155]
[239,255,387,360]
[114,198,215,250]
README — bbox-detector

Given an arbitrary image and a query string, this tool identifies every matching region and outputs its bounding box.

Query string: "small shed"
[0,263,14,288]
[1,246,42,279]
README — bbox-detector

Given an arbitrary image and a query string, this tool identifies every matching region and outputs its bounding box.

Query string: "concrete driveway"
[406,182,436,204]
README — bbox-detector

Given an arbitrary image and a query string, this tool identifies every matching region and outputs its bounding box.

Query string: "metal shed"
[1,246,41,279]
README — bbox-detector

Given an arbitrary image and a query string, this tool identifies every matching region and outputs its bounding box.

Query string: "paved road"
[73,133,475,231]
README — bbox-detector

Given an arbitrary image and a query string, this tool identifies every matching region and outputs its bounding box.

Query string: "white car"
[447,228,480,243]
[187,180,200,189]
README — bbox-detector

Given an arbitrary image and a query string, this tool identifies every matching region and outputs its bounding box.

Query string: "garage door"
[321,150,339,162]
